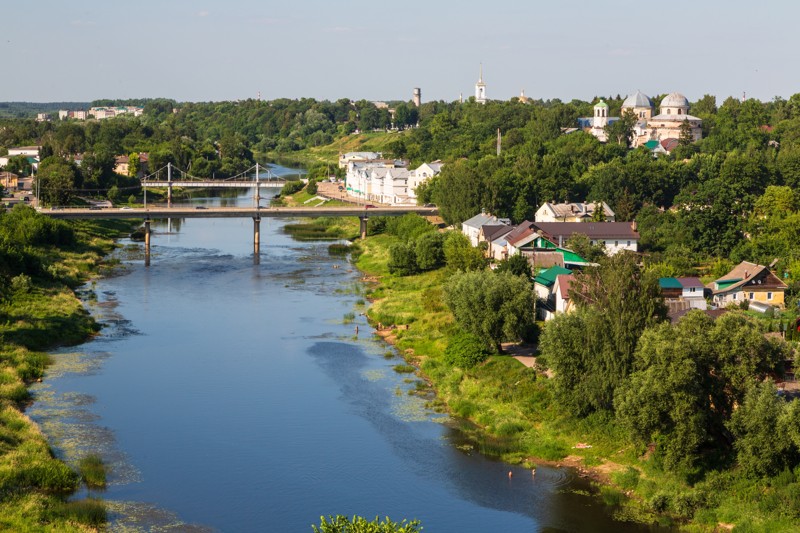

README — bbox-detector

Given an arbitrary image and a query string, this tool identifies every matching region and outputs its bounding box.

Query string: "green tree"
[615,311,788,471]
[604,110,637,146]
[564,233,605,263]
[127,152,141,178]
[728,381,795,478]
[442,231,486,272]
[443,330,491,368]
[494,253,532,280]
[414,231,444,271]
[387,242,418,276]
[678,119,694,146]
[36,156,78,207]
[444,269,533,352]
[542,252,667,414]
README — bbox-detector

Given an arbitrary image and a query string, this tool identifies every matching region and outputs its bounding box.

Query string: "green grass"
[78,454,107,490]
[267,131,402,167]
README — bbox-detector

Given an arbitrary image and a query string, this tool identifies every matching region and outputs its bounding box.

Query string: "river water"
[29,167,668,532]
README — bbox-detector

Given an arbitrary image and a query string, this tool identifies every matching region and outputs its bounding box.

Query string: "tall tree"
[541,252,667,414]
[444,269,533,352]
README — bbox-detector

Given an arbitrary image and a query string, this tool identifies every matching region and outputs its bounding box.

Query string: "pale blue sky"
[5,0,798,103]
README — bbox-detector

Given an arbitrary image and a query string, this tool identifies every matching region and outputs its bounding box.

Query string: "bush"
[281,180,305,196]
[415,232,444,271]
[10,274,31,294]
[444,331,490,369]
[384,214,434,240]
[387,242,418,276]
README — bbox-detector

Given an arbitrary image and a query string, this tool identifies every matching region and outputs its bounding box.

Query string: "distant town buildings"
[58,106,144,121]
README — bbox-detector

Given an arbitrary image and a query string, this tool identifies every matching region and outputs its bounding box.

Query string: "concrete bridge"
[42,205,439,265]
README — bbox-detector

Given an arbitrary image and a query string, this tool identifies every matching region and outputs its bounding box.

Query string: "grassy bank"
[0,212,135,530]
[350,231,800,531]
[265,131,401,167]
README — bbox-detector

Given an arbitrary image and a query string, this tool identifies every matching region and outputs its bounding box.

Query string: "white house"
[407,160,443,204]
[461,212,510,247]
[531,222,639,255]
[481,224,515,261]
[8,146,39,158]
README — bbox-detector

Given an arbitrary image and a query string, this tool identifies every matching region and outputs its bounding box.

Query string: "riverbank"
[0,211,137,530]
[348,228,800,532]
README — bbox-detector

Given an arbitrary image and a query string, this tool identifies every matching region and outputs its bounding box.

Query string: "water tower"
[413,88,421,107]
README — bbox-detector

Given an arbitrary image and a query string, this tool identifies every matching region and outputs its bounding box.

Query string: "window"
[614,240,619,246]
[627,240,631,246]
[732,293,737,300]
[689,287,696,293]
[768,292,773,300]
[749,292,754,300]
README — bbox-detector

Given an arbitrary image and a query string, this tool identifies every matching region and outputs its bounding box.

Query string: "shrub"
[387,242,418,276]
[10,274,32,294]
[281,180,305,196]
[444,331,490,369]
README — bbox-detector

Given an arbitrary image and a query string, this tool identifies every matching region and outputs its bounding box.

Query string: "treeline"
[0,102,89,119]
[0,97,419,186]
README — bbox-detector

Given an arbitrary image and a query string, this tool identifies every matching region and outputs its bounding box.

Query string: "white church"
[583,91,703,147]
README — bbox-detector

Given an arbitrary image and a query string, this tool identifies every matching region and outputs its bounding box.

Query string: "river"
[29,166,668,532]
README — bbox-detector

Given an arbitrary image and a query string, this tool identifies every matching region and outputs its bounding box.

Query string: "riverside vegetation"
[0,205,134,530]
[279,200,799,531]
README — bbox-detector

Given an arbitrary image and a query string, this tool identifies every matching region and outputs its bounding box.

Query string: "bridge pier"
[144,219,151,267]
[253,216,261,263]
[359,215,368,240]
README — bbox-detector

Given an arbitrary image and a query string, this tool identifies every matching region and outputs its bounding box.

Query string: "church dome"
[660,92,690,110]
[622,90,652,108]
[594,100,609,108]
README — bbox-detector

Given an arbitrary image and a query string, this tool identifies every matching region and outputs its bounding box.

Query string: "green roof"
[560,249,589,264]
[534,265,572,287]
[595,100,609,108]
[644,140,660,150]
[716,278,742,290]
[659,277,683,289]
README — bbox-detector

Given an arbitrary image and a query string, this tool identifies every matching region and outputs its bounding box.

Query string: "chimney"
[631,220,637,231]
[745,271,749,279]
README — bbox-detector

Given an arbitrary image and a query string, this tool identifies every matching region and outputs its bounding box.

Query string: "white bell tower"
[475,64,487,104]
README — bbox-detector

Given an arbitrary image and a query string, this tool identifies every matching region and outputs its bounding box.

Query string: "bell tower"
[475,64,487,104]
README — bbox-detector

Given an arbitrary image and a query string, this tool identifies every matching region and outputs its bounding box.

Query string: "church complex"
[470,67,703,149]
